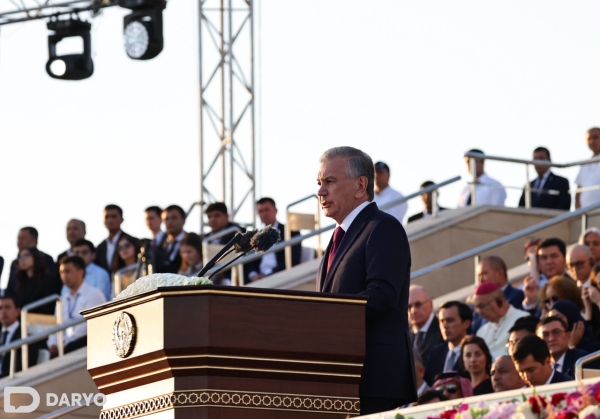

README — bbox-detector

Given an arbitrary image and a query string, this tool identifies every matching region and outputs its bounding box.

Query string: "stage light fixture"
[45,18,94,80]
[119,0,167,60]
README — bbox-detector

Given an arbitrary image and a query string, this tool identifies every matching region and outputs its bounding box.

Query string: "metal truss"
[198,0,256,231]
[0,0,116,26]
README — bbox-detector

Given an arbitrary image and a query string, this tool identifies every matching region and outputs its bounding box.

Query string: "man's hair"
[20,226,38,239]
[205,202,228,215]
[467,149,484,156]
[540,316,569,331]
[439,300,473,323]
[60,255,86,271]
[537,237,566,257]
[164,205,186,219]
[0,293,20,309]
[512,335,550,364]
[145,206,163,217]
[70,219,86,231]
[588,127,600,135]
[483,256,507,279]
[421,180,435,189]
[460,335,493,373]
[533,147,551,160]
[320,146,375,201]
[256,197,276,207]
[104,204,123,217]
[509,316,538,334]
[73,239,95,253]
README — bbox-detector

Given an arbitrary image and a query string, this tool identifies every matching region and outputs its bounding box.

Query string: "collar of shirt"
[1,320,20,336]
[413,312,435,335]
[502,283,509,292]
[153,230,165,242]
[417,381,428,395]
[545,368,556,385]
[168,230,186,244]
[447,344,461,356]
[554,352,566,372]
[339,201,371,231]
[537,169,552,188]
[107,231,122,245]
[579,278,591,288]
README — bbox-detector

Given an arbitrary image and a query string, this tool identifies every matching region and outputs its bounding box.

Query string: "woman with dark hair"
[7,247,60,314]
[549,300,600,352]
[178,233,203,277]
[112,235,141,293]
[461,335,494,395]
[539,276,584,317]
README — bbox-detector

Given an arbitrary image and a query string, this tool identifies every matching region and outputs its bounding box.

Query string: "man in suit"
[537,316,588,378]
[408,180,448,223]
[246,197,301,283]
[409,285,443,367]
[96,205,128,273]
[0,293,40,378]
[512,335,571,386]
[7,227,56,292]
[519,147,571,210]
[57,219,86,263]
[203,202,245,244]
[425,301,472,385]
[155,205,187,274]
[316,146,416,415]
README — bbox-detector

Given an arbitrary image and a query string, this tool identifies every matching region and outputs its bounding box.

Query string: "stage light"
[45,18,93,80]
[119,0,166,60]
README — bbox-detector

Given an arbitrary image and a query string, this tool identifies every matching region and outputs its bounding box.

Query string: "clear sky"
[1,1,599,288]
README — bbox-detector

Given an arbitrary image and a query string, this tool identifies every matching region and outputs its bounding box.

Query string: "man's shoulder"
[551,370,572,383]
[481,173,502,185]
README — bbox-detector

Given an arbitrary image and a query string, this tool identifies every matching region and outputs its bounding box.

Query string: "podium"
[82,286,367,418]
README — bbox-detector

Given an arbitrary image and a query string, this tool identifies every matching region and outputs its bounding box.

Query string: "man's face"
[587,129,600,155]
[257,202,278,226]
[145,211,162,233]
[538,321,570,360]
[59,262,84,290]
[477,260,505,287]
[318,157,366,224]
[491,357,525,392]
[465,157,484,178]
[103,209,123,233]
[420,189,433,211]
[567,250,593,283]
[73,244,94,267]
[0,298,20,328]
[206,210,229,233]
[435,379,463,400]
[374,169,389,191]
[162,210,185,236]
[514,354,552,387]
[532,150,550,177]
[17,230,36,251]
[584,232,600,263]
[438,306,469,344]
[408,288,433,329]
[473,294,501,323]
[507,329,533,356]
[537,245,566,278]
[66,220,85,247]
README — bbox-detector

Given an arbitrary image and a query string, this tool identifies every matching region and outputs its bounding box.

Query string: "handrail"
[575,349,600,381]
[20,294,63,371]
[202,176,463,278]
[38,403,88,419]
[411,200,600,280]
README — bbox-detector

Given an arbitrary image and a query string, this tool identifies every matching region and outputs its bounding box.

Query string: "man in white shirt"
[511,335,571,386]
[458,149,506,207]
[48,256,106,358]
[474,282,529,359]
[566,244,594,288]
[68,239,112,301]
[537,317,588,378]
[576,127,600,209]
[373,161,408,224]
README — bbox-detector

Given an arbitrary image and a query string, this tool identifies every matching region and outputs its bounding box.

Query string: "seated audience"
[8,227,56,292]
[506,317,538,356]
[416,390,448,406]
[461,335,494,395]
[111,235,141,291]
[432,372,473,400]
[47,257,106,357]
[6,247,61,315]
[474,282,529,359]
[457,149,506,208]
[537,316,588,378]
[518,147,571,210]
[575,127,600,209]
[413,349,430,396]
[69,239,111,301]
[425,301,471,385]
[539,275,584,317]
[96,205,129,273]
[246,197,301,283]
[409,285,443,369]
[373,162,407,224]
[144,206,165,254]
[57,219,86,262]
[511,335,571,386]
[567,245,595,287]
[0,293,41,378]
[408,181,447,223]
[156,205,187,274]
[491,355,525,392]
[548,300,600,352]
[178,233,203,277]
[580,228,600,265]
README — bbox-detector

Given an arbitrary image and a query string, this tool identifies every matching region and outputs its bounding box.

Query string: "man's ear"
[355,176,368,198]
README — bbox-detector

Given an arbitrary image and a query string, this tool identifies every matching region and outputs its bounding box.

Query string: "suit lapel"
[317,239,333,292]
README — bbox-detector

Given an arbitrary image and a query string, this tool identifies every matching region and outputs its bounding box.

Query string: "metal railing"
[202,225,244,284]
[20,294,63,370]
[575,349,600,381]
[201,175,463,279]
[464,151,600,208]
[410,200,600,282]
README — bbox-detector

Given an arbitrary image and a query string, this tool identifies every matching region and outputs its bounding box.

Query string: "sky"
[1,1,600,288]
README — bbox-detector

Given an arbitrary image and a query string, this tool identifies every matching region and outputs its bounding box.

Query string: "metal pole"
[250,0,256,226]
[470,157,477,206]
[432,189,438,218]
[228,0,234,218]
[220,0,226,203]
[9,348,16,378]
[198,0,205,235]
[474,255,481,285]
[57,299,64,357]
[524,163,531,209]
[582,213,589,236]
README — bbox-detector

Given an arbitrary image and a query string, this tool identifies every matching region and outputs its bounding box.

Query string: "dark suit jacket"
[317,203,417,401]
[471,284,525,333]
[155,233,185,274]
[424,342,465,386]
[561,348,589,378]
[549,370,572,384]
[0,323,41,378]
[408,207,448,223]
[518,172,571,210]
[96,231,130,273]
[411,318,444,368]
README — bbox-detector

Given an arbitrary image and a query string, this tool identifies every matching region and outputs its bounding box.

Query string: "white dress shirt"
[61,262,112,302]
[544,369,556,385]
[457,173,507,208]
[412,312,435,335]
[165,231,186,262]
[105,231,122,268]
[476,305,529,359]
[444,344,462,372]
[374,186,408,224]
[576,159,600,208]
[554,352,566,373]
[249,222,280,280]
[339,201,371,231]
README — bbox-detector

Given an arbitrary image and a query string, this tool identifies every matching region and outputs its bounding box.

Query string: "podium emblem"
[112,312,136,358]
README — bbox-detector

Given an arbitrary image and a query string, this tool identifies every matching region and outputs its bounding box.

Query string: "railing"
[410,200,600,282]
[285,194,321,268]
[20,294,63,370]
[575,349,600,381]
[464,151,600,208]
[202,176,463,279]
[202,225,244,284]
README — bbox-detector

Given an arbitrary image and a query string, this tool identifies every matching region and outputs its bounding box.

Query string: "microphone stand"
[197,233,243,277]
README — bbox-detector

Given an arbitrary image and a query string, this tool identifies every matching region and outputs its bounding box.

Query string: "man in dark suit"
[7,227,55,292]
[424,301,472,385]
[518,147,571,210]
[409,285,443,367]
[96,204,129,273]
[246,197,301,283]
[0,294,40,378]
[316,147,416,415]
[57,219,87,263]
[512,335,571,386]
[408,180,448,223]
[155,205,187,274]
[538,316,588,378]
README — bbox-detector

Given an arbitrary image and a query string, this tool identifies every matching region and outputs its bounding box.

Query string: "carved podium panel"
[82,286,367,418]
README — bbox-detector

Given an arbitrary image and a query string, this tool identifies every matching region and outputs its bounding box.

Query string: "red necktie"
[327,227,345,271]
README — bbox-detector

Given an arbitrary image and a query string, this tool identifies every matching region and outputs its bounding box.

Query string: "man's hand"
[569,321,585,349]
[49,345,58,359]
[523,276,539,307]
[249,273,266,281]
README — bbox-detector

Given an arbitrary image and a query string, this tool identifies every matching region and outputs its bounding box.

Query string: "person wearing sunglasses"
[432,372,473,401]
[111,235,141,291]
[539,276,584,317]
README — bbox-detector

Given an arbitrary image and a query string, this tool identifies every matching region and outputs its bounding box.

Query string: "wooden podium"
[82,286,367,418]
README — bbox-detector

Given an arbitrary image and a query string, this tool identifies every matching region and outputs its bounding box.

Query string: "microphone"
[234,229,259,253]
[196,233,243,277]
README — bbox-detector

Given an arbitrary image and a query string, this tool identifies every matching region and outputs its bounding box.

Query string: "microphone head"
[233,229,259,253]
[250,225,281,252]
